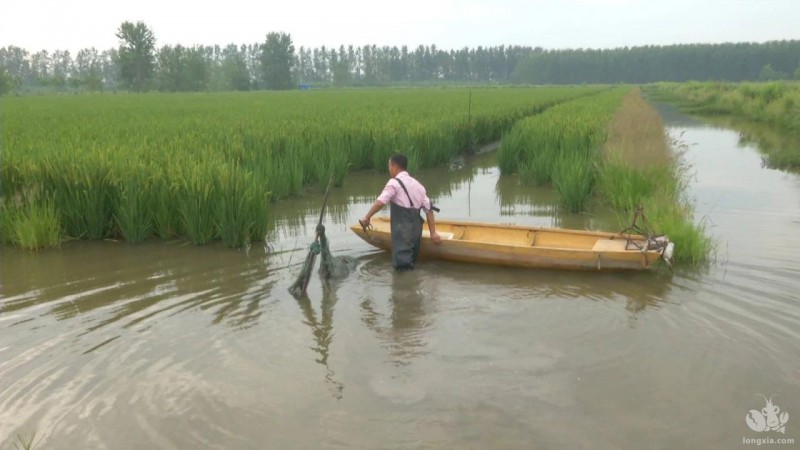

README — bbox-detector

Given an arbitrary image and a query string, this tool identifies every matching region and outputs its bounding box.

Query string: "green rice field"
[1,87,604,249]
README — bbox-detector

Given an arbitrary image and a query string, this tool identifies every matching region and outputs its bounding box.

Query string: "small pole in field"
[467,90,473,153]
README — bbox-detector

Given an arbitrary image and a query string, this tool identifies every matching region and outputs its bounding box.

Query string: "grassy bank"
[599,90,712,265]
[498,88,712,265]
[1,87,602,250]
[646,81,800,169]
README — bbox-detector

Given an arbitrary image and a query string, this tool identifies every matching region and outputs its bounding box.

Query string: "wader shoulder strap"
[393,177,415,208]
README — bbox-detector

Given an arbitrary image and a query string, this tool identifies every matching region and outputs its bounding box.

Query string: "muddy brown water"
[2,105,799,449]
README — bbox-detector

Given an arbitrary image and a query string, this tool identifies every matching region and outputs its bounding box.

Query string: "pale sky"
[2,0,798,54]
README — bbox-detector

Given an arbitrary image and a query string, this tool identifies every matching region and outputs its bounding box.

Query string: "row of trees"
[293,44,526,85]
[0,22,297,94]
[1,22,799,94]
[514,41,800,84]
[0,22,528,93]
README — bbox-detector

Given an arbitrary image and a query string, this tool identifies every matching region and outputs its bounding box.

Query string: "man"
[361,154,441,271]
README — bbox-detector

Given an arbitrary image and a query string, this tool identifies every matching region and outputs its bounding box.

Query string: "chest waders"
[390,178,424,271]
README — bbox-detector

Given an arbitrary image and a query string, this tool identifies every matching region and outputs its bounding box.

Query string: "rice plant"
[553,150,597,212]
[12,431,40,450]
[115,169,154,244]
[177,167,218,245]
[1,197,19,245]
[214,166,269,249]
[16,199,62,250]
[497,87,627,207]
[1,188,62,250]
[151,174,181,239]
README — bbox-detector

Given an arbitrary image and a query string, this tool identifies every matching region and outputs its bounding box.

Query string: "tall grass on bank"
[646,200,712,267]
[597,156,676,211]
[647,81,800,132]
[2,87,604,249]
[646,81,800,169]
[599,89,712,265]
[597,89,677,211]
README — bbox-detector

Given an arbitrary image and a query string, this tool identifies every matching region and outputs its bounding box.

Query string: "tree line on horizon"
[1,21,799,95]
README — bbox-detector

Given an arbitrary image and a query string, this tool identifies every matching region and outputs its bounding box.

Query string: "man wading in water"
[360,154,442,271]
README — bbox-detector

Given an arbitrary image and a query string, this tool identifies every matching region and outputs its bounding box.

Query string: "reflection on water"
[494,172,561,226]
[294,284,344,399]
[2,111,800,449]
[360,263,434,367]
[710,116,800,172]
[653,101,800,173]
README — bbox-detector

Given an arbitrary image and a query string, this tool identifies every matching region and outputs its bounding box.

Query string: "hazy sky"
[2,0,799,54]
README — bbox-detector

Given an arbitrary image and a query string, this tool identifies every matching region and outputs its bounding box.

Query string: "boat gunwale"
[359,217,652,244]
[350,218,661,256]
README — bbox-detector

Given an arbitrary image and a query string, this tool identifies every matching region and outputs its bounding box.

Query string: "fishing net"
[288,178,355,298]
[318,225,356,279]
[288,224,355,298]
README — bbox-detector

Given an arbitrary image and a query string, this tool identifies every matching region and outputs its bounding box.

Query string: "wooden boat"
[350,216,674,271]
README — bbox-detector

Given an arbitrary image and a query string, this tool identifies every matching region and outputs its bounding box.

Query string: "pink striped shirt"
[376,171,432,211]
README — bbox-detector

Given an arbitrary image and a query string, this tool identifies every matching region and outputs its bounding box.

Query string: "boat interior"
[366,217,642,252]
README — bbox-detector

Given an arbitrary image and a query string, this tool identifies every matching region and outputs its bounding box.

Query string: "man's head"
[388,154,408,177]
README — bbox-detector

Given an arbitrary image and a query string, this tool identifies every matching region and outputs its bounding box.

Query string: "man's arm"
[420,191,441,244]
[361,200,385,226]
[363,180,397,225]
[426,209,442,244]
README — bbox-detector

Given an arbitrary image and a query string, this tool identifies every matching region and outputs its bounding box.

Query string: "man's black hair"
[389,154,408,170]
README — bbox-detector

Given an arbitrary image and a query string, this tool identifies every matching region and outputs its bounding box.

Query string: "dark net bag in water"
[288,178,355,298]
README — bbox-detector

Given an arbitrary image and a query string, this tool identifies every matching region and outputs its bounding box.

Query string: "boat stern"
[662,241,675,267]
[644,235,675,269]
